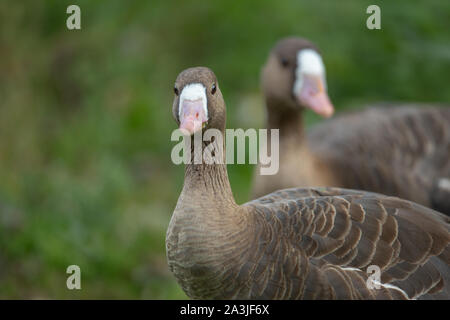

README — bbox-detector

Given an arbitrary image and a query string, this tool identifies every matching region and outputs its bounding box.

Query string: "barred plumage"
[167,67,450,300]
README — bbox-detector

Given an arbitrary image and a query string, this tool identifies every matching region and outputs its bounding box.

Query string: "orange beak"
[179,99,208,135]
[296,74,334,118]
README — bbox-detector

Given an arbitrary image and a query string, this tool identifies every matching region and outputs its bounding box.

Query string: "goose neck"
[182,133,236,209]
[266,103,306,141]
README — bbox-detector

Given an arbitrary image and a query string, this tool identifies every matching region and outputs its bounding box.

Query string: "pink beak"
[296,74,334,118]
[179,99,208,135]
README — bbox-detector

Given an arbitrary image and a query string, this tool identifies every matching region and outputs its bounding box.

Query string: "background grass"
[0,0,449,299]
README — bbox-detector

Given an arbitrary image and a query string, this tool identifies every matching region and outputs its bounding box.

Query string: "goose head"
[262,37,334,117]
[173,67,226,135]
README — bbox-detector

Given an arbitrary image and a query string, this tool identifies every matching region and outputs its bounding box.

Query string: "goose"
[166,67,450,300]
[252,37,450,215]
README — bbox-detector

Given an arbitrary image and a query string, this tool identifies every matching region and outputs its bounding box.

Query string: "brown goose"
[166,67,450,300]
[252,37,450,215]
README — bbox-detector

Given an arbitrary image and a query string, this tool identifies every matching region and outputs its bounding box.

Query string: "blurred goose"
[252,37,450,215]
[166,67,450,300]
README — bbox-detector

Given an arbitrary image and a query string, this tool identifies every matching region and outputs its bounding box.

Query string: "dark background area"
[0,0,449,298]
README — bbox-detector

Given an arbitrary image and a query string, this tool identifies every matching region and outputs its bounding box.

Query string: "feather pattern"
[168,185,450,300]
[167,67,450,300]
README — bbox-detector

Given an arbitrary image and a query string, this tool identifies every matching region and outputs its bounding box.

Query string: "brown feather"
[167,67,450,300]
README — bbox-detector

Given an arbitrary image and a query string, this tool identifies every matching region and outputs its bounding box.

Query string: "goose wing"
[244,187,449,299]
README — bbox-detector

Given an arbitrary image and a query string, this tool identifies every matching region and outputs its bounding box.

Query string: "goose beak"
[296,74,334,118]
[179,99,208,135]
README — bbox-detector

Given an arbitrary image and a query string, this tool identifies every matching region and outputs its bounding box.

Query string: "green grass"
[0,0,449,298]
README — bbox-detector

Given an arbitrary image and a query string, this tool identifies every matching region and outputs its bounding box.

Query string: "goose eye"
[174,86,179,96]
[211,83,216,95]
[281,58,289,67]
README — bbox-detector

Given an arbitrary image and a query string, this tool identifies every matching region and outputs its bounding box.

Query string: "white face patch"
[293,49,326,96]
[179,83,208,119]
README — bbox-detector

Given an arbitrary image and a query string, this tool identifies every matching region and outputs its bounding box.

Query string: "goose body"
[252,38,450,215]
[309,105,450,214]
[167,67,450,300]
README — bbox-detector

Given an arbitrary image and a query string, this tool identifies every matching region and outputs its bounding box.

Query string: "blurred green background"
[0,0,449,299]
